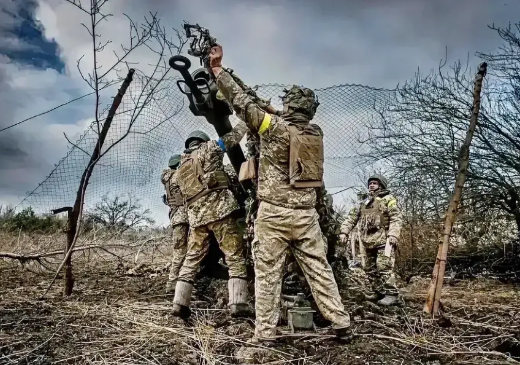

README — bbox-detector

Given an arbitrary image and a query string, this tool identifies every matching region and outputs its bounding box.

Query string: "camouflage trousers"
[168,224,188,283]
[253,201,350,340]
[362,245,399,296]
[177,215,247,282]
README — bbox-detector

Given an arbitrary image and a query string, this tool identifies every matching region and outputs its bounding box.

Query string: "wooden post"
[424,62,487,315]
[52,206,74,296]
[44,69,135,297]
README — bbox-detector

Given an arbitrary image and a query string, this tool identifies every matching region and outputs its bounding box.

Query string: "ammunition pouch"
[167,192,184,207]
[178,150,205,200]
[360,199,389,231]
[164,177,184,207]
[185,170,229,206]
[288,125,324,188]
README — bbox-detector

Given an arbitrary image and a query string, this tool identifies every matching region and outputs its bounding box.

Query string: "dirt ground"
[1,238,519,365]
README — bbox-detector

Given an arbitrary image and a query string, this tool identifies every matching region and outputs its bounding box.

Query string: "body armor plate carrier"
[178,150,229,206]
[288,124,324,188]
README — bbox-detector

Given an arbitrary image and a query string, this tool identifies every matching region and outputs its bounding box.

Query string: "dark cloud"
[2,0,520,214]
[0,0,64,71]
[117,0,519,88]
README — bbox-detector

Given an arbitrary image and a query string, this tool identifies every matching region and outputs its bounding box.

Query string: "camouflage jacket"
[160,168,188,226]
[180,141,240,228]
[340,189,402,249]
[217,71,319,209]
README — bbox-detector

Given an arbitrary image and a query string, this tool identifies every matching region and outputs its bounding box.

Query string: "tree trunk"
[424,62,487,315]
[64,208,74,296]
[62,69,135,296]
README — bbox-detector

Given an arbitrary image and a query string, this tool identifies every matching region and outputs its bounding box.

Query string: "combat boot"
[172,281,193,319]
[363,292,380,301]
[228,278,253,318]
[247,336,277,347]
[332,325,353,344]
[377,294,401,307]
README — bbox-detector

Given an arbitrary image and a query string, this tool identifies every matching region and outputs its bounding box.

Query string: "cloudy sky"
[0,0,518,225]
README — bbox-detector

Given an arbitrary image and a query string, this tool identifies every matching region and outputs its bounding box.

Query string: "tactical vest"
[288,124,324,188]
[359,198,389,233]
[164,179,184,207]
[177,150,229,206]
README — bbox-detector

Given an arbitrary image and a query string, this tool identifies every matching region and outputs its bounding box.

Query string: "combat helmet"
[185,130,210,149]
[281,85,320,119]
[168,154,181,168]
[367,174,388,190]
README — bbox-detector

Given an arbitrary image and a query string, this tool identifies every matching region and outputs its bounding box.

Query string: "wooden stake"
[424,62,487,315]
[52,206,74,296]
[43,69,135,297]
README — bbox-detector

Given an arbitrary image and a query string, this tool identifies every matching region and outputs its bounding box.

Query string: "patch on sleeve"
[258,113,272,134]
[387,198,397,209]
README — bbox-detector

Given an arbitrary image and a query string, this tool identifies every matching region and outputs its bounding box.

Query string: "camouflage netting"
[17,76,396,226]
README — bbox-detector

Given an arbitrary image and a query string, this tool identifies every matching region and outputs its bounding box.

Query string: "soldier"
[172,130,250,319]
[209,44,352,344]
[161,154,189,294]
[339,175,403,306]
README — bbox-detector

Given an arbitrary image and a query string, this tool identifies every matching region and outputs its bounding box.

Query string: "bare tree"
[44,0,186,296]
[362,44,520,248]
[84,193,154,233]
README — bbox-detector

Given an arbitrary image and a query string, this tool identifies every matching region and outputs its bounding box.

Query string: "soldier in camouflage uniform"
[161,154,189,294]
[172,130,250,319]
[209,45,351,343]
[340,175,402,306]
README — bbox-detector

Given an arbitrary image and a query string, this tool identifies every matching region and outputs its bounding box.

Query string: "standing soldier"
[161,154,189,294]
[172,130,250,319]
[209,45,352,344]
[339,175,403,306]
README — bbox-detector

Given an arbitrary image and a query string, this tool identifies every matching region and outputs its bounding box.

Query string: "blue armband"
[217,138,226,152]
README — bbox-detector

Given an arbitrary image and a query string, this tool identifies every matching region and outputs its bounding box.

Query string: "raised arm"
[219,120,249,150]
[208,45,274,136]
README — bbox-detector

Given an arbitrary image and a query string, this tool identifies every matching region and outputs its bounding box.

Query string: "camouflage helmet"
[168,154,181,168]
[281,85,320,119]
[368,174,388,190]
[185,130,210,148]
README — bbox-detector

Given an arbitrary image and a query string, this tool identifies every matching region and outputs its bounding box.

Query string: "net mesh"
[17,76,396,226]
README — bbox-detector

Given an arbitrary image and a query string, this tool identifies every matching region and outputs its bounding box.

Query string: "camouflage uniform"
[340,175,402,303]
[217,71,351,341]
[172,134,249,318]
[161,164,189,292]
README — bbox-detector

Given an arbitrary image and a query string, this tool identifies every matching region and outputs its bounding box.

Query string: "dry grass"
[1,231,520,364]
